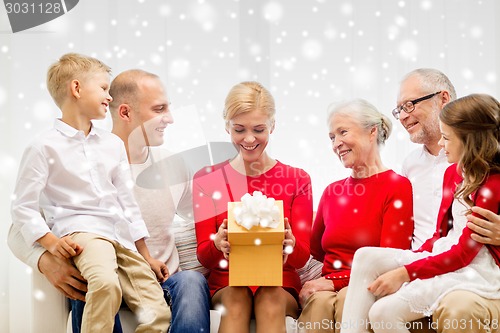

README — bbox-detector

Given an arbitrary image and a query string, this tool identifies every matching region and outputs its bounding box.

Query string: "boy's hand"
[52,235,83,259]
[39,233,83,259]
[148,258,169,283]
[134,238,168,282]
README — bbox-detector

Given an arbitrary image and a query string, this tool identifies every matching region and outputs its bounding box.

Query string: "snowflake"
[340,3,353,15]
[302,40,323,60]
[462,68,474,80]
[150,53,162,65]
[84,21,95,33]
[169,59,191,79]
[421,0,433,10]
[398,39,418,60]
[479,187,493,200]
[219,259,228,269]
[214,304,227,316]
[262,2,283,23]
[33,289,46,301]
[470,26,483,39]
[136,307,156,325]
[486,72,497,84]
[33,100,53,121]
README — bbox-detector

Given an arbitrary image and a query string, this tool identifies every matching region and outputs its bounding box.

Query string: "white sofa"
[31,220,323,333]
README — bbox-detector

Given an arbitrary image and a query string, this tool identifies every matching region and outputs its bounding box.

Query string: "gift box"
[227,199,284,286]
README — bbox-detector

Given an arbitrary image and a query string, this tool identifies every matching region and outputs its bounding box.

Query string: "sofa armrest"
[32,269,69,333]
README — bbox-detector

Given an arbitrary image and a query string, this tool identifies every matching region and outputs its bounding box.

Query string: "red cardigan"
[310,170,414,291]
[193,160,313,297]
[406,165,500,280]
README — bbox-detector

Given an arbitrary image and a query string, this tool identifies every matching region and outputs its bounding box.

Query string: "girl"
[341,93,500,333]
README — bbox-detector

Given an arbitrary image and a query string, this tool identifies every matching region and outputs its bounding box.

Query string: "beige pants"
[369,290,500,333]
[431,290,500,333]
[297,287,348,333]
[72,233,170,333]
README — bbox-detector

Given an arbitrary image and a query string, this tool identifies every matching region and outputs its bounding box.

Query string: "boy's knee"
[88,273,121,300]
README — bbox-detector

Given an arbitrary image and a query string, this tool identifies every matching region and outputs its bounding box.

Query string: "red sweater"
[193,160,313,297]
[311,170,414,291]
[406,171,500,280]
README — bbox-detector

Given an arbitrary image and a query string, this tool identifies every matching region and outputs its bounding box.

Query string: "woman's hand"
[214,219,230,259]
[299,277,335,306]
[283,218,295,264]
[367,266,410,297]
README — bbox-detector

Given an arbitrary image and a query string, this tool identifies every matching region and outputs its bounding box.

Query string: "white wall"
[1,0,499,331]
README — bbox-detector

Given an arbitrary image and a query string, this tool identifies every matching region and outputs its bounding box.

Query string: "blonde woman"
[193,81,313,333]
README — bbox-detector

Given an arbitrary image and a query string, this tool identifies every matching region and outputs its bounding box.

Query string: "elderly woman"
[193,81,313,333]
[297,99,414,333]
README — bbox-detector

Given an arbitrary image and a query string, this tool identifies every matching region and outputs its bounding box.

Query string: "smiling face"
[129,76,172,147]
[438,121,463,164]
[328,113,375,170]
[397,75,441,149]
[228,109,273,164]
[78,71,112,120]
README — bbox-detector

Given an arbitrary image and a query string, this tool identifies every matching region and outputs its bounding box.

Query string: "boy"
[10,53,170,333]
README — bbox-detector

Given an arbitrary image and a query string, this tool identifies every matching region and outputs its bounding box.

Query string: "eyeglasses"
[392,91,441,119]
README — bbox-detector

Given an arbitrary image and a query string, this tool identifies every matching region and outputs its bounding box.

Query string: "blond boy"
[10,53,170,333]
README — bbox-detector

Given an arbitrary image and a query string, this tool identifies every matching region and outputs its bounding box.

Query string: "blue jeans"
[162,270,211,332]
[71,300,122,333]
[71,270,210,333]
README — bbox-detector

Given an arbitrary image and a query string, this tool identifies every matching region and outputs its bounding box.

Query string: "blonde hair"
[223,81,275,129]
[46,53,111,108]
[439,93,500,207]
[327,98,392,146]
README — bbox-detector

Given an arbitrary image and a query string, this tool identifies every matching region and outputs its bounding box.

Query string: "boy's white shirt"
[10,119,149,253]
[8,132,193,273]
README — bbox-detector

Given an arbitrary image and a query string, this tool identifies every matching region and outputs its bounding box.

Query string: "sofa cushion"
[171,218,209,276]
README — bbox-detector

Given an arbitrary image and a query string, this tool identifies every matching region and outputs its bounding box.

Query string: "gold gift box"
[227,200,284,286]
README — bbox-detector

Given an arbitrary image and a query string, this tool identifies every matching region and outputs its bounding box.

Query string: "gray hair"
[401,68,457,101]
[327,98,392,146]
